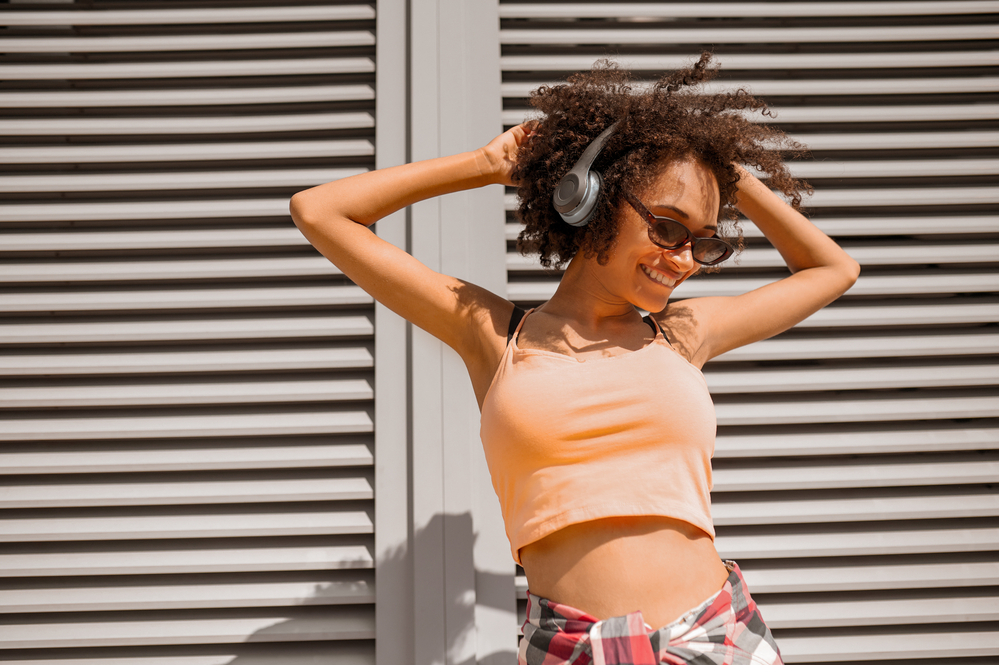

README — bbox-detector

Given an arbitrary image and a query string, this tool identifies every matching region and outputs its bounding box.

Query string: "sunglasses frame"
[622,191,734,266]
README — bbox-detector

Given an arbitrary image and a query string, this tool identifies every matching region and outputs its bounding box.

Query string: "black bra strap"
[507,305,527,343]
[643,314,671,343]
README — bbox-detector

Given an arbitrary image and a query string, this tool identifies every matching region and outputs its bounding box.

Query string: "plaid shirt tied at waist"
[519,561,782,665]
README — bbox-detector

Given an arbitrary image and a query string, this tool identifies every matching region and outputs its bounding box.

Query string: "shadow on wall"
[224,512,518,665]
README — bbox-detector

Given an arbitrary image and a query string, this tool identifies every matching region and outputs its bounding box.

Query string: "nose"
[661,242,695,273]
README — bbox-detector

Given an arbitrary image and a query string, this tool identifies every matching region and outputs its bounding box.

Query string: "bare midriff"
[519,515,729,631]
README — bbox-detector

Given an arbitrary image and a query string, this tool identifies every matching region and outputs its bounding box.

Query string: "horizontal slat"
[0,228,307,251]
[716,526,999,559]
[1,198,292,222]
[504,103,999,125]
[0,544,374,577]
[2,257,341,283]
[0,510,373,542]
[718,333,999,361]
[716,395,999,426]
[511,243,999,271]
[705,363,999,393]
[0,112,375,136]
[715,427,999,457]
[0,6,376,25]
[0,575,374,613]
[501,50,999,71]
[499,2,999,18]
[742,560,999,593]
[3,31,375,53]
[0,285,372,313]
[713,491,999,525]
[0,378,373,408]
[514,560,999,597]
[0,57,374,80]
[792,130,999,150]
[713,459,999,491]
[765,103,999,123]
[0,168,363,192]
[499,25,995,44]
[2,606,374,649]
[800,302,999,327]
[0,477,374,508]
[505,298,999,331]
[508,272,999,302]
[734,244,999,268]
[507,301,999,328]
[502,77,999,98]
[1,139,374,163]
[504,104,999,126]
[0,646,373,665]
[505,186,999,211]
[506,215,999,241]
[0,442,373,475]
[0,410,373,441]
[761,595,999,629]
[0,315,374,344]
[778,628,999,662]
[0,84,375,108]
[760,187,999,209]
[0,346,373,376]
[788,158,999,179]
[745,215,999,237]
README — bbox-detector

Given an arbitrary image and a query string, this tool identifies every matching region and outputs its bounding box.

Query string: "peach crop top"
[479,309,717,565]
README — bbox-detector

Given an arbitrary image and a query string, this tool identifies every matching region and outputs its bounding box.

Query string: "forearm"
[733,165,860,280]
[290,148,497,229]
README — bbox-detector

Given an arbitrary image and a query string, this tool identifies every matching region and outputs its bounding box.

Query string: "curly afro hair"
[511,52,811,270]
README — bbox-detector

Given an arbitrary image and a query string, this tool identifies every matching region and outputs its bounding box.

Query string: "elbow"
[845,256,861,286]
[838,255,861,293]
[289,190,313,232]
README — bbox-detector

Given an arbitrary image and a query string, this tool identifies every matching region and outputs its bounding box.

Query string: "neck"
[541,253,641,328]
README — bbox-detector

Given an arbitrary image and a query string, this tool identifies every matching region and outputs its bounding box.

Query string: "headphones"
[552,120,621,227]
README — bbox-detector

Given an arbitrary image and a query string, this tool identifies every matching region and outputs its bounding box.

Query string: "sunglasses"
[623,191,734,266]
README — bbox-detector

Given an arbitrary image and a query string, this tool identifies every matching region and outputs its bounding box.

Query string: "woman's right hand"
[477,122,536,187]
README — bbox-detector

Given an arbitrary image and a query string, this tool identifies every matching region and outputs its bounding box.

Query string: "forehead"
[640,158,721,226]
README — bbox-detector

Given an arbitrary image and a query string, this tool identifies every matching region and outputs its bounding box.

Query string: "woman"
[290,54,859,665]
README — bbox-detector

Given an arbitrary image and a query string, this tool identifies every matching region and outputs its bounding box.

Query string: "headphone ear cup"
[558,170,603,227]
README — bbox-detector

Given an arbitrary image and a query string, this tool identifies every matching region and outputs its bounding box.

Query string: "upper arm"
[661,263,860,367]
[289,194,512,364]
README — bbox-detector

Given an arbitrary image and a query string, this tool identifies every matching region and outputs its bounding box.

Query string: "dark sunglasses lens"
[692,239,731,265]
[649,219,689,248]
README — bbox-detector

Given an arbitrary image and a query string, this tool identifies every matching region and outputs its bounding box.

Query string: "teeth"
[642,265,676,287]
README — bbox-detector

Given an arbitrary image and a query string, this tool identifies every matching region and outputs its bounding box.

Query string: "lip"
[640,264,679,288]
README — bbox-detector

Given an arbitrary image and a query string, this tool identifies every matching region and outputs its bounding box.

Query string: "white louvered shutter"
[1,3,378,663]
[499,2,999,662]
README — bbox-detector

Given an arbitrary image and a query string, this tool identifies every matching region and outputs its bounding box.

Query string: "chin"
[635,290,671,313]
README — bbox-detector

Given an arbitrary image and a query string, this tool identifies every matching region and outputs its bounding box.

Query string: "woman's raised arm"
[674,166,861,365]
[289,124,533,358]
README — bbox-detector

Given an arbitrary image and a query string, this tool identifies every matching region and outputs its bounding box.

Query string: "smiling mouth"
[641,264,677,287]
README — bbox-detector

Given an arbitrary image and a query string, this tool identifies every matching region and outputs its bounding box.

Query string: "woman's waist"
[520,515,729,630]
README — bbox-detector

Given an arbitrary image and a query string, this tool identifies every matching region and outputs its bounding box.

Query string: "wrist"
[472,147,502,185]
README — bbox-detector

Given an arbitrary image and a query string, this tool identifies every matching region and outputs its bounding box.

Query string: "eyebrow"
[651,203,718,232]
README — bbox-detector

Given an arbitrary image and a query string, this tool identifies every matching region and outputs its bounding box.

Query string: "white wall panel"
[499,1,999,663]
[1,2,378,663]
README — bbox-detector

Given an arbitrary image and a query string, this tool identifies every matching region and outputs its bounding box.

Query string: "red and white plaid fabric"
[519,561,782,665]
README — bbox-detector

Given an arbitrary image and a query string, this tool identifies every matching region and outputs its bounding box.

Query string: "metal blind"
[1,2,377,663]
[499,2,999,662]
